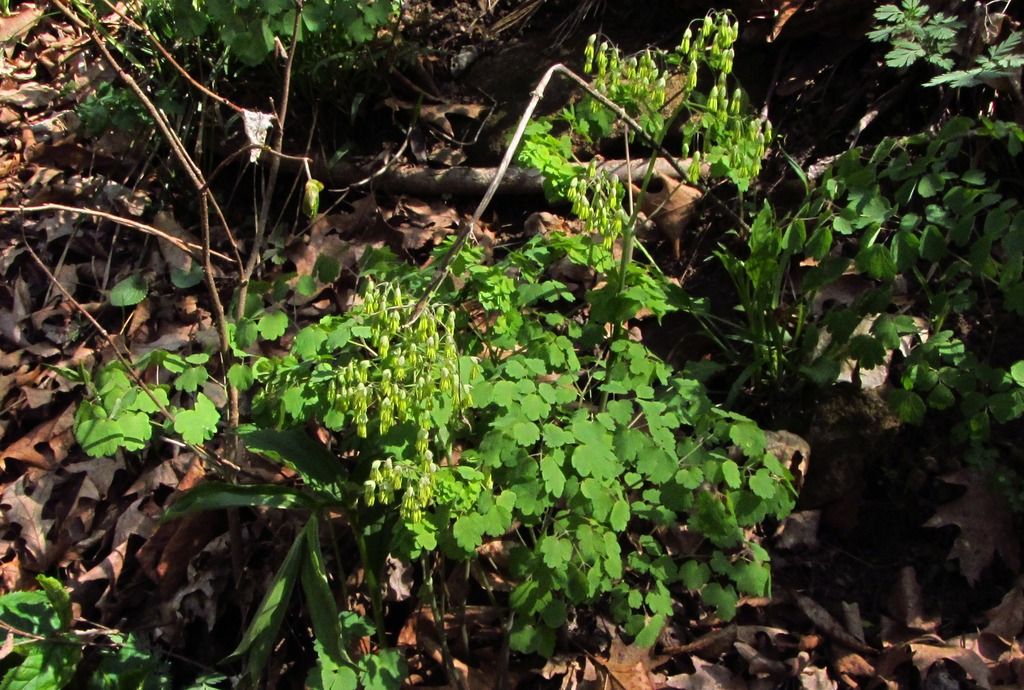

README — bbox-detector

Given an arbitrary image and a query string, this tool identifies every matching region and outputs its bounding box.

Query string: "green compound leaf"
[0,643,81,690]
[1010,360,1024,386]
[173,393,220,445]
[728,423,765,458]
[748,468,776,499]
[358,650,405,690]
[35,575,70,631]
[732,560,770,597]
[75,401,151,457]
[227,363,255,391]
[258,310,289,340]
[293,326,329,359]
[632,614,665,648]
[0,590,61,638]
[171,264,205,289]
[609,499,631,531]
[109,273,148,307]
[540,454,566,497]
[679,560,710,591]
[174,366,208,393]
[511,419,540,446]
[539,536,573,570]
[889,388,926,424]
[542,424,574,448]
[720,460,742,489]
[508,621,555,657]
[701,582,738,620]
[452,514,485,553]
[309,660,358,690]
[89,633,172,690]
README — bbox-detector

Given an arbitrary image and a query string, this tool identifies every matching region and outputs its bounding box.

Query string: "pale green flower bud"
[584,34,597,73]
[688,153,701,181]
[680,27,693,56]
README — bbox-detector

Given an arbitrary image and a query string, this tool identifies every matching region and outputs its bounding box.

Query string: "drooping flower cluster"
[584,38,667,123]
[675,12,772,188]
[347,281,468,521]
[566,162,630,249]
[251,280,471,522]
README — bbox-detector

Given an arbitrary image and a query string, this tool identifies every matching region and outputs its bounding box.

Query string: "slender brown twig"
[237,3,303,314]
[1,204,233,263]
[99,2,247,114]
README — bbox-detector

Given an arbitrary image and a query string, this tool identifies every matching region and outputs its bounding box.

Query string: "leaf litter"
[0,0,1022,687]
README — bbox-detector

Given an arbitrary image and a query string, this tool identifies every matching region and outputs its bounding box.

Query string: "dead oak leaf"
[665,656,749,690]
[924,470,1021,585]
[0,84,57,109]
[984,576,1024,640]
[0,471,57,571]
[910,642,991,689]
[603,637,665,690]
[0,5,44,43]
[0,403,75,470]
[886,566,939,632]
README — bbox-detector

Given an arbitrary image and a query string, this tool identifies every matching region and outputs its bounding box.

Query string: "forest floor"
[1,0,1023,688]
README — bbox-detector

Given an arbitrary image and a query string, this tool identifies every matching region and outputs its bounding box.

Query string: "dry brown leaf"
[153,210,196,277]
[734,641,788,677]
[886,566,939,632]
[910,642,991,689]
[603,637,663,690]
[605,659,657,690]
[0,5,44,43]
[0,84,57,109]
[386,197,461,249]
[798,666,836,690]
[0,274,31,348]
[386,97,487,139]
[735,626,800,650]
[540,655,580,680]
[665,657,749,690]
[957,632,1024,687]
[635,175,702,258]
[138,512,221,598]
[768,0,807,41]
[831,647,874,679]
[21,384,54,409]
[840,602,865,644]
[773,510,820,551]
[664,625,738,659]
[384,554,413,601]
[0,403,75,470]
[924,469,1021,585]
[791,593,875,655]
[0,471,57,570]
[765,430,810,492]
[984,576,1024,640]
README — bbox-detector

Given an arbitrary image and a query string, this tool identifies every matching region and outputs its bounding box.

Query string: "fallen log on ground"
[315,157,698,196]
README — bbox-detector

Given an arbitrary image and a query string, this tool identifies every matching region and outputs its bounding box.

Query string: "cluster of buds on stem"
[674,11,772,188]
[566,161,629,249]
[584,36,667,122]
[256,279,474,524]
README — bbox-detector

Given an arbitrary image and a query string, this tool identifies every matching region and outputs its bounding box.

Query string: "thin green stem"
[352,523,386,647]
[325,512,350,606]
[421,553,467,690]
